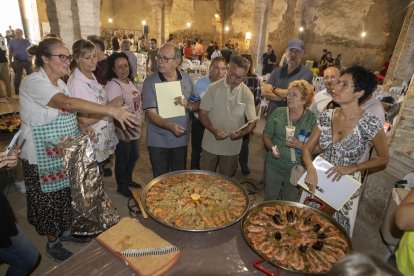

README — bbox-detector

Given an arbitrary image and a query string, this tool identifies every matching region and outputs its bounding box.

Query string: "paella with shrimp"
[143,171,249,231]
[242,201,352,274]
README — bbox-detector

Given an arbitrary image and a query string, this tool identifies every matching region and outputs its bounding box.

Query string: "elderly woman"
[302,66,389,236]
[67,38,118,172]
[105,52,143,198]
[19,37,135,261]
[263,80,316,201]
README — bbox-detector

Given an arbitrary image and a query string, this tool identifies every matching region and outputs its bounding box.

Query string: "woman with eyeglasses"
[263,80,316,201]
[19,37,136,261]
[302,66,389,236]
[67,38,119,173]
[105,52,143,198]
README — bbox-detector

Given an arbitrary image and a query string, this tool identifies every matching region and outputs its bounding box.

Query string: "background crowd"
[0,27,410,276]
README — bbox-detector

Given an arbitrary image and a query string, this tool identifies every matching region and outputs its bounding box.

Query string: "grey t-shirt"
[142,70,195,148]
[266,64,313,119]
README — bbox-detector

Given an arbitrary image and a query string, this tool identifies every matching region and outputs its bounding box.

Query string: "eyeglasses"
[335,80,354,90]
[229,72,246,82]
[156,55,176,63]
[50,54,73,62]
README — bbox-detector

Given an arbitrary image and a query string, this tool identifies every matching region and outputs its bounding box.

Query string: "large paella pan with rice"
[142,170,249,232]
[241,201,352,274]
[0,112,21,132]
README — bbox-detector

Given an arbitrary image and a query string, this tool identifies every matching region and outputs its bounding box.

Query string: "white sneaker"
[15,180,26,193]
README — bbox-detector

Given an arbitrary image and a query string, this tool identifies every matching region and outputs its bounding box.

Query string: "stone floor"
[0,97,393,275]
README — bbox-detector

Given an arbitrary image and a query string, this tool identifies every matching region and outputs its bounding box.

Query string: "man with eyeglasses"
[199,55,256,177]
[8,28,33,95]
[309,66,340,116]
[146,38,158,75]
[262,38,313,119]
[142,43,197,177]
[190,56,227,169]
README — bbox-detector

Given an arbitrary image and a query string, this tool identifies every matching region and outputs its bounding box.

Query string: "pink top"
[106,78,143,140]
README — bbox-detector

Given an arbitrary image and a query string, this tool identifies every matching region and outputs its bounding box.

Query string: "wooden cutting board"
[96,217,181,276]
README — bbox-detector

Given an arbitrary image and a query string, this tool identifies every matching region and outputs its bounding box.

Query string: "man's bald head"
[323,66,340,94]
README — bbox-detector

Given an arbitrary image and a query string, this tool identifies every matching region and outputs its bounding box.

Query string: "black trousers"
[190,116,205,169]
[239,133,251,176]
[147,146,187,178]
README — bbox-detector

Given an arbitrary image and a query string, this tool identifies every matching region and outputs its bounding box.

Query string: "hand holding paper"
[297,156,361,211]
[235,116,259,133]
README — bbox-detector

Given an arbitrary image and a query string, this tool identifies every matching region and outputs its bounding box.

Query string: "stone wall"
[34,0,410,71]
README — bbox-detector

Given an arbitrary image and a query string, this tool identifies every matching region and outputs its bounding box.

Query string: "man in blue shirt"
[142,43,197,177]
[262,38,313,119]
[8,29,32,95]
[191,56,227,169]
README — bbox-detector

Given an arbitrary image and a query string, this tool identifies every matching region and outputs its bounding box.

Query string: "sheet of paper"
[155,81,185,119]
[235,116,259,132]
[297,156,361,211]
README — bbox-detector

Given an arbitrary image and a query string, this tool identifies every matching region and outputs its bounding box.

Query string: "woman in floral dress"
[302,66,389,236]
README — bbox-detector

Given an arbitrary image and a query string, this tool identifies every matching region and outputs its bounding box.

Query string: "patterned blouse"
[318,109,382,179]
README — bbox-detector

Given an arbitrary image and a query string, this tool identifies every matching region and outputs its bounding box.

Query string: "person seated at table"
[263,80,316,201]
[302,66,389,236]
[395,188,414,275]
[0,149,40,275]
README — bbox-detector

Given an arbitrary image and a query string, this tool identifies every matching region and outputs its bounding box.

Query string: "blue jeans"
[147,146,187,178]
[0,224,39,276]
[115,139,139,190]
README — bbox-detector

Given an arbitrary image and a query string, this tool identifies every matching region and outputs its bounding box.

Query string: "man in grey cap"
[262,38,313,118]
[120,39,137,77]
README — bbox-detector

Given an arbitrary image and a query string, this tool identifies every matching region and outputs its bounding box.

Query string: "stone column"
[164,0,173,44]
[152,0,165,45]
[45,0,75,46]
[76,0,101,38]
[250,0,270,76]
[384,5,414,86]
[18,0,42,43]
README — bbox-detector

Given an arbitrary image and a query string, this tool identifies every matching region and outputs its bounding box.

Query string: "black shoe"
[117,187,133,198]
[128,181,142,188]
[46,241,73,261]
[103,168,112,177]
[59,234,91,243]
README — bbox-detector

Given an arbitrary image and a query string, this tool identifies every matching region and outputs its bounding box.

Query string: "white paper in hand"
[155,81,186,119]
[235,116,259,132]
[297,156,361,211]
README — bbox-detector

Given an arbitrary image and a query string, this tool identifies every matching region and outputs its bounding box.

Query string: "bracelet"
[187,103,193,111]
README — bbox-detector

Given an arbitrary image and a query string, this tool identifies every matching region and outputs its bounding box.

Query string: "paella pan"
[0,112,20,132]
[241,201,352,274]
[142,170,249,232]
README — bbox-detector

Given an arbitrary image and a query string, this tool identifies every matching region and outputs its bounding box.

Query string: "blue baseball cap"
[288,38,304,52]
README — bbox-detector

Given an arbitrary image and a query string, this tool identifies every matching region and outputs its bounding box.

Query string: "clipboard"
[235,116,259,132]
[155,81,186,119]
[297,156,361,211]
